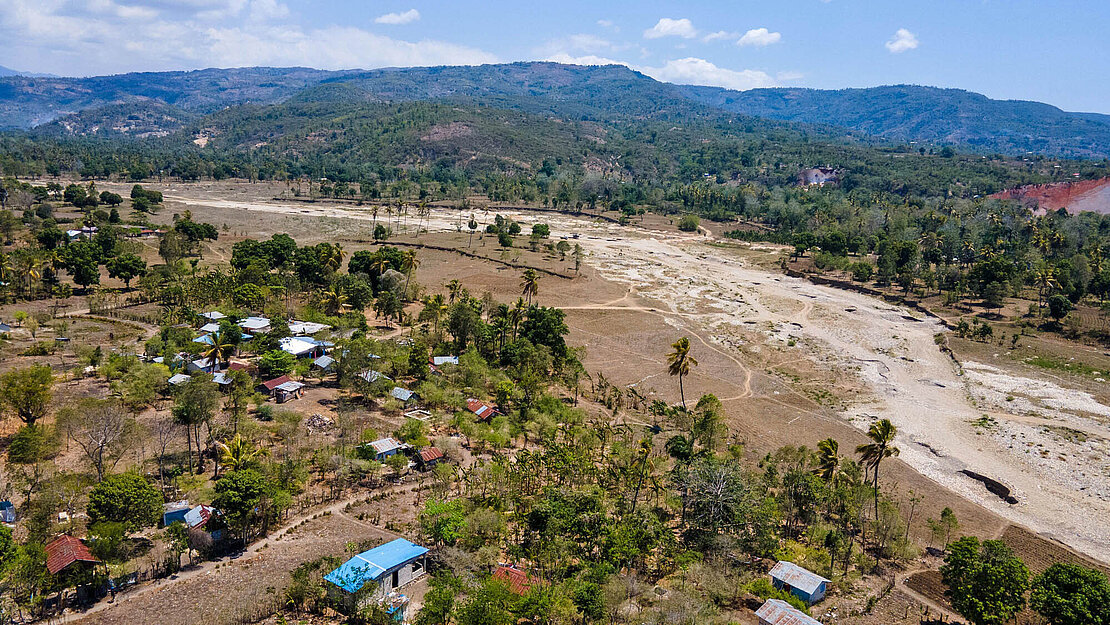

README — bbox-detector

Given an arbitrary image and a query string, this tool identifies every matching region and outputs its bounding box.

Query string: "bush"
[677,215,700,232]
[850,261,874,282]
[744,578,810,614]
[259,349,296,378]
[497,231,513,247]
[8,425,58,464]
[87,472,162,532]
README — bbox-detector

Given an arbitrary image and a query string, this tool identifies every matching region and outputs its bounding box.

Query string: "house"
[238,316,271,334]
[359,370,390,384]
[227,360,254,374]
[260,375,305,403]
[184,504,216,530]
[365,437,405,461]
[0,501,15,524]
[199,322,221,334]
[431,355,459,366]
[186,358,219,374]
[280,336,325,359]
[0,323,11,336]
[493,565,536,596]
[45,535,101,576]
[415,447,444,471]
[466,398,499,422]
[390,387,416,403]
[163,500,190,526]
[755,599,821,625]
[199,311,227,322]
[168,373,192,386]
[211,372,234,387]
[324,538,428,612]
[769,561,829,605]
[288,320,331,335]
[313,355,336,371]
[796,167,840,187]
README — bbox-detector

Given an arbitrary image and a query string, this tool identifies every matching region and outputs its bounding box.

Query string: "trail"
[164,193,1110,563]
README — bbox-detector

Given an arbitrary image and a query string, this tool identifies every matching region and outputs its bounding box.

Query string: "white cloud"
[702,30,738,43]
[643,17,697,39]
[885,28,919,53]
[776,70,804,81]
[0,0,494,75]
[374,8,420,25]
[642,57,775,90]
[738,27,781,47]
[544,53,625,67]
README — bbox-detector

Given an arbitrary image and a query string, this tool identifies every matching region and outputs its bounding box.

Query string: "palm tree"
[217,434,267,472]
[203,331,235,372]
[1033,264,1059,309]
[320,285,350,316]
[510,297,527,338]
[520,269,539,306]
[369,256,391,278]
[446,279,463,303]
[856,418,900,523]
[423,294,447,334]
[814,438,841,485]
[402,250,419,301]
[666,337,698,410]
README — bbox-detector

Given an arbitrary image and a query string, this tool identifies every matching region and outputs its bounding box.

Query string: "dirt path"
[161,193,1110,564]
[64,485,415,624]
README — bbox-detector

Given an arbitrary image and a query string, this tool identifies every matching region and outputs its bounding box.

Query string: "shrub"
[259,349,296,378]
[744,578,810,614]
[677,215,700,232]
[87,472,162,532]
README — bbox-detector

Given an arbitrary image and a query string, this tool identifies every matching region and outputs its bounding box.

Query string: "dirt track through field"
[164,191,1110,564]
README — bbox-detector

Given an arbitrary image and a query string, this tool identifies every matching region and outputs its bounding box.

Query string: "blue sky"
[2,0,1108,113]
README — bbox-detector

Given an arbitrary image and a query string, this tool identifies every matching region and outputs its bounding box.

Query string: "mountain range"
[2,62,1109,159]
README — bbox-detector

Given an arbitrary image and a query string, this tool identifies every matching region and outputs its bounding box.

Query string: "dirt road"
[164,191,1110,564]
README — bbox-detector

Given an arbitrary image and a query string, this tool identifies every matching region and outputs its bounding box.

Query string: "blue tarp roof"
[324,539,428,594]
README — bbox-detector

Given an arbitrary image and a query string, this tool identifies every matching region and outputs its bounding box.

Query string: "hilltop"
[3,63,1110,158]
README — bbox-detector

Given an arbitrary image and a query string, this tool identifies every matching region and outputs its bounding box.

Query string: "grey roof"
[200,311,227,320]
[0,323,11,333]
[199,322,221,333]
[391,387,415,401]
[769,561,829,595]
[755,599,821,625]
[431,356,459,366]
[359,370,390,383]
[275,381,305,392]
[368,437,404,455]
[313,355,335,369]
[168,373,191,385]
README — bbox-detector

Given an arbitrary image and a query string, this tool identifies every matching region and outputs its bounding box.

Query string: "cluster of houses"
[361,436,446,473]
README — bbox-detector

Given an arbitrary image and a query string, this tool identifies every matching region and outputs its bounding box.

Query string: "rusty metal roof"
[418,447,444,463]
[45,535,100,575]
[769,561,829,595]
[493,565,535,595]
[755,599,821,625]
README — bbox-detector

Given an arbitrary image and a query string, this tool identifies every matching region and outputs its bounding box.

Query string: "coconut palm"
[423,293,447,334]
[320,285,350,316]
[856,418,900,522]
[402,250,419,301]
[217,434,268,472]
[510,297,527,338]
[520,268,539,306]
[666,337,698,410]
[813,438,842,484]
[446,279,463,303]
[1032,264,1059,309]
[202,331,236,372]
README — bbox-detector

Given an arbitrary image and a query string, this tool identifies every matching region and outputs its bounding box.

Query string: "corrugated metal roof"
[45,536,100,575]
[324,539,428,594]
[391,387,415,401]
[417,447,444,463]
[262,375,292,391]
[467,398,497,420]
[369,437,403,455]
[769,561,828,595]
[431,356,459,366]
[184,504,215,529]
[493,566,534,595]
[313,355,335,369]
[168,373,191,385]
[755,599,821,625]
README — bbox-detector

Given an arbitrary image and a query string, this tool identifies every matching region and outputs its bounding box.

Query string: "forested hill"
[682,85,1110,159]
[3,63,1110,158]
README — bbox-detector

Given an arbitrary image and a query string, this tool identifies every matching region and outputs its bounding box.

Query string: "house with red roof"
[493,565,536,596]
[45,535,101,576]
[466,398,499,422]
[415,447,445,471]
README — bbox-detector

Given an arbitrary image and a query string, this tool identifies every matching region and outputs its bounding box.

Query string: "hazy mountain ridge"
[3,63,1110,158]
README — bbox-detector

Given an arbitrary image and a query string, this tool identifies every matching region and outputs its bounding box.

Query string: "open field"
[93,179,1107,566]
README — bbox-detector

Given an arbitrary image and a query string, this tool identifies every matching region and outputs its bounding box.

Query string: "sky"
[1,0,1109,113]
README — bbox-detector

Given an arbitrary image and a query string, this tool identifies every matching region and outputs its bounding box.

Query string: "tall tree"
[0,365,53,426]
[520,268,540,306]
[813,438,842,485]
[941,536,1030,625]
[1030,562,1110,625]
[856,418,899,523]
[666,337,698,410]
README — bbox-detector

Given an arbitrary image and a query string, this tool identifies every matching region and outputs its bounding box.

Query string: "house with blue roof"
[324,538,429,613]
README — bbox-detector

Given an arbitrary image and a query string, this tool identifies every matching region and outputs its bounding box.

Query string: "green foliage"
[259,349,296,378]
[7,425,58,464]
[420,499,466,546]
[744,578,810,614]
[1030,562,1110,625]
[87,472,162,533]
[941,536,1030,625]
[0,364,53,425]
[677,215,700,232]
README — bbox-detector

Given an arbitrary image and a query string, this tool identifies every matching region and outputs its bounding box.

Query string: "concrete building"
[324,538,428,613]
